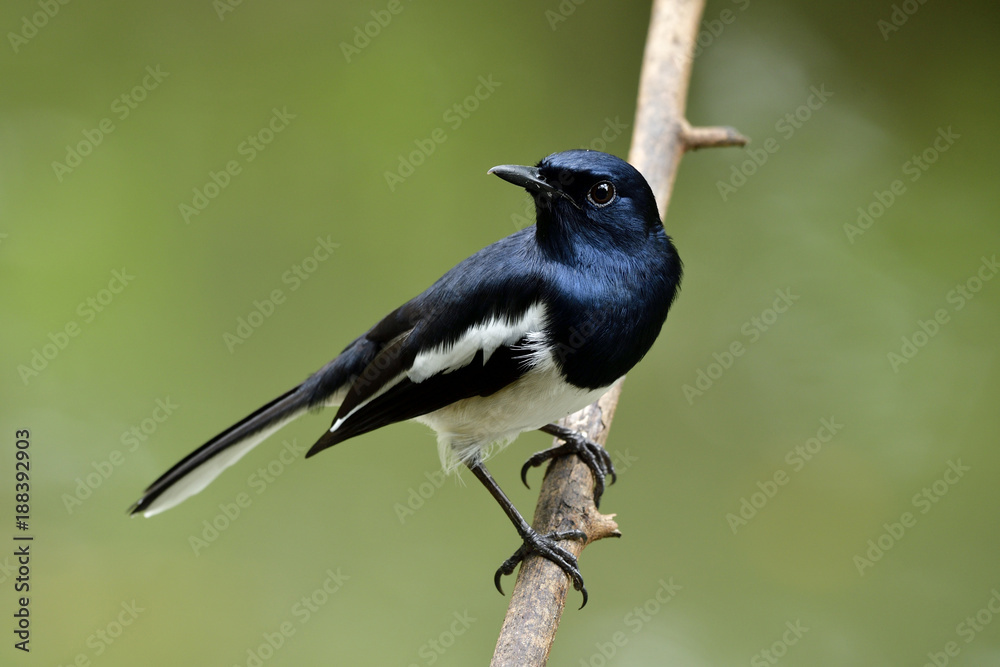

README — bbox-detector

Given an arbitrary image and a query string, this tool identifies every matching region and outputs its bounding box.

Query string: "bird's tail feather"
[129,386,311,518]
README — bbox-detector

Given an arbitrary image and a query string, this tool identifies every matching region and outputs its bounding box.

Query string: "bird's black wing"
[306,229,546,457]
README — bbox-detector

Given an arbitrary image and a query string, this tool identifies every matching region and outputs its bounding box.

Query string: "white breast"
[415,350,613,473]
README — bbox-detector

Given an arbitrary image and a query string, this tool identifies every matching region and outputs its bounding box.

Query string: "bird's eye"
[587,181,616,207]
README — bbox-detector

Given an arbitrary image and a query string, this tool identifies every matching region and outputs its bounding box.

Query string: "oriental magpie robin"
[130,149,682,606]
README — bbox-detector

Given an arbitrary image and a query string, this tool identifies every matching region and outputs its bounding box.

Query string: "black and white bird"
[130,149,682,606]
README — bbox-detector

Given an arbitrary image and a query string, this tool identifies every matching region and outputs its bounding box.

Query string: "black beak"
[488,164,571,202]
[488,164,559,193]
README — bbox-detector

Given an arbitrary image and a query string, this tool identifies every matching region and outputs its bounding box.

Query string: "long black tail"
[129,332,383,517]
[129,386,311,517]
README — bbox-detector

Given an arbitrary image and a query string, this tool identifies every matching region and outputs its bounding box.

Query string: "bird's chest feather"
[542,252,677,389]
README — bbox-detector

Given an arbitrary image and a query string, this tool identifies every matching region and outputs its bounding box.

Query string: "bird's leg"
[465,459,589,608]
[521,423,617,508]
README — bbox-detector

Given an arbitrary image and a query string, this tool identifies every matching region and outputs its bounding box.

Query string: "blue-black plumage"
[130,149,682,605]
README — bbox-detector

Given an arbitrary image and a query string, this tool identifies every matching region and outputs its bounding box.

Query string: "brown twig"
[681,121,750,152]
[489,1,747,665]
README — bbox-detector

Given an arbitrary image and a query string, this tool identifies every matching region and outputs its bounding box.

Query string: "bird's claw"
[493,529,589,608]
[521,430,617,507]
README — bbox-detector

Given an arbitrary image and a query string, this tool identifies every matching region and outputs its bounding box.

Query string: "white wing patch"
[515,329,551,370]
[329,302,549,436]
[408,302,548,383]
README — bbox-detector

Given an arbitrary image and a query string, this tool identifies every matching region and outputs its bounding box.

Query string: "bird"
[130,149,682,607]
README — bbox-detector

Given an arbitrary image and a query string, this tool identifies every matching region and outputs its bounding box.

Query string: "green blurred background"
[3,0,999,664]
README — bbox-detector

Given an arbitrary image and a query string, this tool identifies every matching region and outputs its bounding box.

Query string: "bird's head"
[489,149,663,255]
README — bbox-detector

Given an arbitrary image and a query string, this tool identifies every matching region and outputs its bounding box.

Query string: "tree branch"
[489,1,748,665]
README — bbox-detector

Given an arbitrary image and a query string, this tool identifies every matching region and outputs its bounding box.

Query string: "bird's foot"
[522,425,617,507]
[494,528,589,608]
